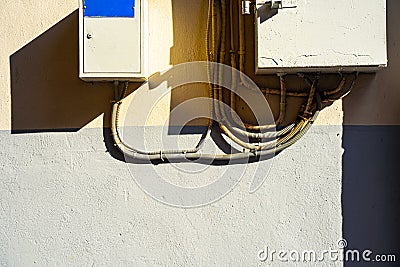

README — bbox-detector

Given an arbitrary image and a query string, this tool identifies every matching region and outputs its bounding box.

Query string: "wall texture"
[0,0,398,266]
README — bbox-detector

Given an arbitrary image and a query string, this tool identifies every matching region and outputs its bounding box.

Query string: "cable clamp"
[242,1,252,15]
[159,151,165,162]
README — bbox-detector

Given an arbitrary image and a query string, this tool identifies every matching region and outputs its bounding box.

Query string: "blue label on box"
[84,0,135,18]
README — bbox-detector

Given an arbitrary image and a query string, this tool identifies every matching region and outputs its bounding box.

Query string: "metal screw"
[87,33,93,39]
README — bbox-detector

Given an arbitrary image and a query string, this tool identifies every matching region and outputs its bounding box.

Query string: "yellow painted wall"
[0,0,399,132]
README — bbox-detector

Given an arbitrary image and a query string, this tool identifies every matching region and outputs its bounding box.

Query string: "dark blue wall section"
[342,126,400,266]
[84,0,135,17]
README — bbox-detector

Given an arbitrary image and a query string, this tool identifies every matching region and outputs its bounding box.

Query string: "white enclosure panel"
[79,0,147,81]
[256,0,387,73]
[84,18,141,73]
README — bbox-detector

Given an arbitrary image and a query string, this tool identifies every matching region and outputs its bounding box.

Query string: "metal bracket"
[257,0,297,9]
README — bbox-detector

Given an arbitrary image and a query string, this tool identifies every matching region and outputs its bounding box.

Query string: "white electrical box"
[256,0,387,74]
[79,0,147,81]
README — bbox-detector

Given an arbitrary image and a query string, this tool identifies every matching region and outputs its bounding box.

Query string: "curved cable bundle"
[109,0,355,163]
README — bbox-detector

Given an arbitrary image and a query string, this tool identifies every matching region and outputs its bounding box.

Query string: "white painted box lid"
[256,0,387,74]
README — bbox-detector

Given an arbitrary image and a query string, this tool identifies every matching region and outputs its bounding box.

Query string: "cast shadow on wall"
[10,10,125,134]
[342,0,400,265]
[9,10,140,161]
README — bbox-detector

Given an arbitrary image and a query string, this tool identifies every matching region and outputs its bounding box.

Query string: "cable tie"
[298,114,308,120]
